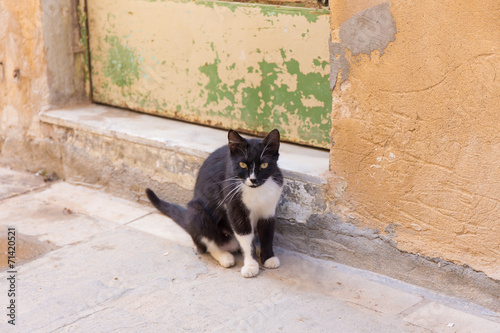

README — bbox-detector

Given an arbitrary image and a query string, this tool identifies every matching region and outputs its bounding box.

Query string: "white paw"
[264,256,280,269]
[218,252,236,268]
[241,261,260,278]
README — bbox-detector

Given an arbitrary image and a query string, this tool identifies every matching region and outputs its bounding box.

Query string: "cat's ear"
[262,129,280,155]
[228,130,248,155]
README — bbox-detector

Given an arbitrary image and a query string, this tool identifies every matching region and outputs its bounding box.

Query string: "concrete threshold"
[39,104,330,185]
[39,103,330,234]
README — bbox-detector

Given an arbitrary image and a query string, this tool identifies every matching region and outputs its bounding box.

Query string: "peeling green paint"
[199,59,245,114]
[103,36,140,87]
[198,50,331,146]
[240,55,331,145]
[195,1,329,23]
[259,6,325,23]
[199,59,235,108]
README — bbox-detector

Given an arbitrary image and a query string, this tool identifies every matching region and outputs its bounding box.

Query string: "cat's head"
[227,129,280,188]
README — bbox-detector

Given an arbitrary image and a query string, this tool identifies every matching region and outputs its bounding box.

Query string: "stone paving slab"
[0,189,119,247]
[30,182,153,224]
[11,229,200,332]
[128,213,193,247]
[275,251,424,316]
[13,229,413,333]
[403,302,500,333]
[0,168,499,332]
[0,167,46,200]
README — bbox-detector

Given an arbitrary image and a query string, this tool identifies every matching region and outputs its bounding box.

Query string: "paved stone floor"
[0,167,499,332]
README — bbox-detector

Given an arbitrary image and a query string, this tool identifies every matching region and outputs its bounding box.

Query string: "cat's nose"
[250,178,258,184]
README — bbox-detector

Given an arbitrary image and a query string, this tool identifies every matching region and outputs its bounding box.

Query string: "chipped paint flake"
[103,36,140,87]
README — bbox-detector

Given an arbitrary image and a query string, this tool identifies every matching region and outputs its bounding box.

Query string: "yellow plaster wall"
[0,0,50,138]
[0,0,86,171]
[329,0,500,279]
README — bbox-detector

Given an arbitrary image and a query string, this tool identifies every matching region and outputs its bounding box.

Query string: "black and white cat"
[146,129,283,278]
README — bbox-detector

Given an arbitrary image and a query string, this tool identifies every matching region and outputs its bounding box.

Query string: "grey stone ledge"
[40,104,330,185]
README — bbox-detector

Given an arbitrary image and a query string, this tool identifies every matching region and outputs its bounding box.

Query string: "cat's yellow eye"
[239,162,247,168]
[261,162,269,169]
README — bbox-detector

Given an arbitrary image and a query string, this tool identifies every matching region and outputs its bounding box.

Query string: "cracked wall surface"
[329,0,500,280]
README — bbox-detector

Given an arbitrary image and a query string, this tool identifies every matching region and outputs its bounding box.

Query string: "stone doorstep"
[39,104,330,185]
[39,104,330,226]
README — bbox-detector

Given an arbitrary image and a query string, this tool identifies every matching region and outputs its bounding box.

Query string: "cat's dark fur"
[146,129,283,277]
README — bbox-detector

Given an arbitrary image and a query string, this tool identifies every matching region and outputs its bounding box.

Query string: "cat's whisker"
[230,183,243,198]
[216,179,242,197]
[229,183,243,199]
[217,182,242,209]
[216,177,240,185]
[226,183,243,204]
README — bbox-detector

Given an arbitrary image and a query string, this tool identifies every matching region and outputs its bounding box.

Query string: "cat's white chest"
[241,178,283,226]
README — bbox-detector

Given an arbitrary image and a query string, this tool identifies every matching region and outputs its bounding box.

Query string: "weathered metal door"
[86,0,331,148]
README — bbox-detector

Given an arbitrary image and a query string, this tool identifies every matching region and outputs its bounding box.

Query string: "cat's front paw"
[241,261,260,278]
[264,256,280,269]
[218,252,236,268]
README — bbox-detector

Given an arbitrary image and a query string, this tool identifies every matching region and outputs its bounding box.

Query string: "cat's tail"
[145,188,188,230]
